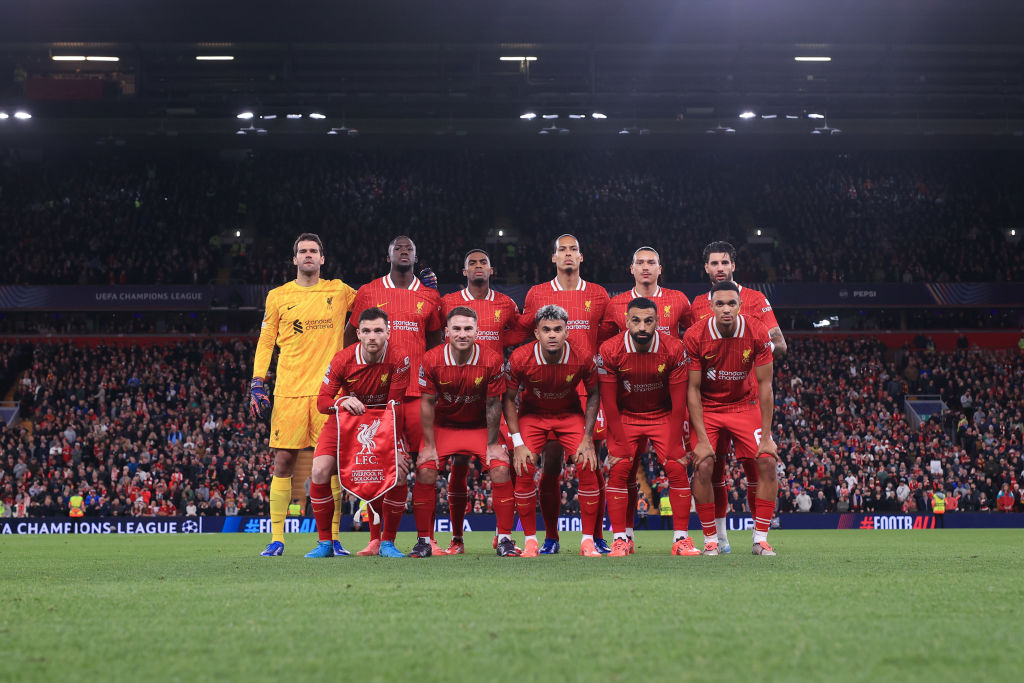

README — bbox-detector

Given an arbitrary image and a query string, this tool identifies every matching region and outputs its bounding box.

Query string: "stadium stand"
[1,336,1021,518]
[2,150,1022,287]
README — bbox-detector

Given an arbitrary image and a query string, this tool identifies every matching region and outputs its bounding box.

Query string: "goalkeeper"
[250,233,356,557]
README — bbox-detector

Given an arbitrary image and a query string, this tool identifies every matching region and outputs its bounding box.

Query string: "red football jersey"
[683,314,773,411]
[600,285,693,341]
[418,343,505,428]
[317,341,411,411]
[350,275,442,398]
[690,283,779,331]
[506,340,598,416]
[511,278,610,359]
[597,331,687,424]
[440,287,520,357]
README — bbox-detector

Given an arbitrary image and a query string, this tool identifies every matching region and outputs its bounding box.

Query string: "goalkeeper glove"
[249,378,271,420]
[419,267,438,289]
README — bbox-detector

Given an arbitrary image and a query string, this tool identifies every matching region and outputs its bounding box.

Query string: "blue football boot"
[304,540,335,558]
[332,540,351,556]
[594,538,612,555]
[378,541,406,558]
[539,538,560,555]
[260,541,284,557]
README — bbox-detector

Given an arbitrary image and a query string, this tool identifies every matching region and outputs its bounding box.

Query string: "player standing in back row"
[685,281,779,556]
[250,233,356,557]
[439,249,519,554]
[600,246,694,546]
[344,236,443,555]
[689,240,787,553]
[510,234,611,554]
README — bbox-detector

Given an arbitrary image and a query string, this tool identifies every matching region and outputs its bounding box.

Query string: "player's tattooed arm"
[485,395,503,446]
[503,387,536,475]
[418,393,439,468]
[768,326,787,358]
[574,385,600,471]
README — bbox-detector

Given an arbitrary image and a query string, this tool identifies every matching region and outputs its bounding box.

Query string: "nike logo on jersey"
[376,302,389,307]
[287,305,297,310]
[346,378,358,383]
[439,381,453,385]
[700,313,710,320]
[704,354,716,360]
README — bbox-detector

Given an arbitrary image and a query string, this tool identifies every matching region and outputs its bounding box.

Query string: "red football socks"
[577,466,602,540]
[605,459,632,534]
[754,497,776,535]
[664,459,692,534]
[539,471,561,541]
[696,502,718,542]
[412,481,436,537]
[381,485,407,542]
[310,481,334,542]
[514,464,538,536]
[492,480,515,535]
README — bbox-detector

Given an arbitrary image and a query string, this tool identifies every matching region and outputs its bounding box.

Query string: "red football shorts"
[404,397,423,454]
[313,414,339,458]
[701,406,766,460]
[519,412,585,457]
[417,425,508,472]
[612,420,683,464]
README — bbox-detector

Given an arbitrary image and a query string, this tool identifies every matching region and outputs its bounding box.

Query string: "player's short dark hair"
[552,233,581,254]
[632,246,660,263]
[626,297,657,313]
[387,235,417,254]
[446,306,478,322]
[702,241,737,264]
[293,232,324,256]
[710,280,740,296]
[358,307,389,325]
[463,248,491,267]
[535,304,569,326]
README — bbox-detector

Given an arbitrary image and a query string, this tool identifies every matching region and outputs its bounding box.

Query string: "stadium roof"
[1,0,1022,145]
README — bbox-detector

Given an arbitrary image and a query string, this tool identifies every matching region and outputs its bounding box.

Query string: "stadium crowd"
[1,336,1021,519]
[2,150,1021,287]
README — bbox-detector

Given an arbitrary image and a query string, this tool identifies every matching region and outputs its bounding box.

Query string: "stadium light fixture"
[591,112,607,119]
[785,114,800,119]
[1011,229,1017,237]
[499,56,538,61]
[52,55,86,61]
[0,113,8,120]
[498,230,504,237]
[259,114,277,120]
[86,56,119,62]
[14,111,31,120]
[739,111,756,119]
[519,112,537,120]
[760,114,777,120]
[236,111,254,120]
[196,55,234,61]
[568,114,585,119]
[286,114,303,119]
[309,112,326,119]
[756,229,763,236]
[542,114,559,119]
[808,113,825,119]
[795,56,832,62]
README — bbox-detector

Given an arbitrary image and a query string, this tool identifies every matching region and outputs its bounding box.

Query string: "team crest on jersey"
[657,363,666,374]
[742,349,752,363]
[380,372,389,384]
[326,296,333,309]
[474,376,484,386]
[566,373,575,383]
[663,305,671,317]
[416,301,424,313]
[584,300,592,312]
[494,310,502,321]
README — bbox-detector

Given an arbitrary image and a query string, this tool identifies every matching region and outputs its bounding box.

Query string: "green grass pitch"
[2,529,1022,682]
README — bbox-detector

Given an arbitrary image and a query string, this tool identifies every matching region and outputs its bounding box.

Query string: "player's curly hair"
[535,304,569,326]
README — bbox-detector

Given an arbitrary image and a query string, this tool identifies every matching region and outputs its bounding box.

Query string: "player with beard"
[509,234,611,554]
[344,236,443,556]
[251,233,356,557]
[410,307,513,557]
[598,297,699,556]
[689,241,787,553]
[439,249,519,554]
[685,281,778,556]
[600,246,694,546]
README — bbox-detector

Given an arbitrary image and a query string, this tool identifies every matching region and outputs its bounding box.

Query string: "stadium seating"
[1,336,1020,518]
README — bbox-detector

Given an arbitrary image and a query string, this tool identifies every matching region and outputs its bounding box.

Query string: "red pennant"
[335,401,402,501]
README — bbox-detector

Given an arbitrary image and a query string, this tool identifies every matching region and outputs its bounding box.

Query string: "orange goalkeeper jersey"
[253,278,357,397]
